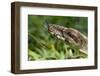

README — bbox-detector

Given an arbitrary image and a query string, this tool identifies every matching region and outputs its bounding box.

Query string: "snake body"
[47,24,88,55]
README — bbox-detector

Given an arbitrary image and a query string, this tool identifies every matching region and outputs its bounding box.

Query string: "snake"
[45,23,88,56]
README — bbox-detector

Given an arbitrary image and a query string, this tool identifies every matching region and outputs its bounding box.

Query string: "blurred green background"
[28,15,88,61]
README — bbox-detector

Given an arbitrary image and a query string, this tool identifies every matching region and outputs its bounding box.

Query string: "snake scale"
[46,23,88,56]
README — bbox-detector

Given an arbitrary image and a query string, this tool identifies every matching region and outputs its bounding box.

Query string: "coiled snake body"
[47,24,88,55]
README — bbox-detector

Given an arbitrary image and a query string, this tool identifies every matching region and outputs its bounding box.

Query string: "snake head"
[48,24,66,40]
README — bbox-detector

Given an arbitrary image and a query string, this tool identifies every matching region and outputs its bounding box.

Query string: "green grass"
[28,15,88,61]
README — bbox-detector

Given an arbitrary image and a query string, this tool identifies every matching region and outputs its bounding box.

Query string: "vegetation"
[28,15,88,61]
